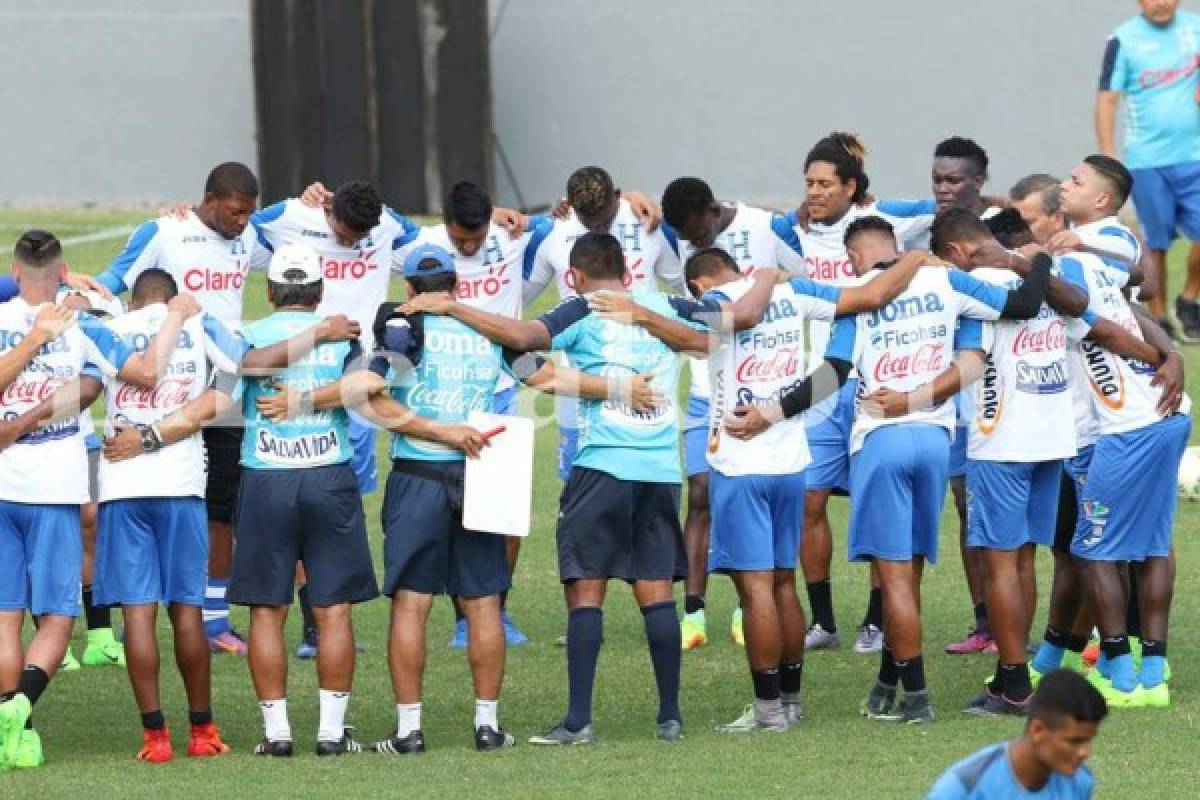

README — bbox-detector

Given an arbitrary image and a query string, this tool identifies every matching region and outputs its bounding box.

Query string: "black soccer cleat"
[475,725,515,752]
[252,737,294,757]
[373,730,426,755]
[316,728,364,756]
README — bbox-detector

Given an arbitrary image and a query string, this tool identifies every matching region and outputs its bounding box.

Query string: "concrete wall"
[489,0,1141,208]
[0,1,255,204]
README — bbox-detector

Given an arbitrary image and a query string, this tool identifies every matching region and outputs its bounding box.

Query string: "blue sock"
[1109,653,1137,692]
[1032,642,1065,674]
[564,607,603,732]
[1140,655,1166,688]
[1096,650,1110,678]
[642,601,682,725]
[203,579,230,637]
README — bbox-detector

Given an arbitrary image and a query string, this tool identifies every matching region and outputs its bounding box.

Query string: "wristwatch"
[137,423,165,453]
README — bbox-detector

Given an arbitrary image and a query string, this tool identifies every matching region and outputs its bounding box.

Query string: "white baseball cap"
[267,243,322,285]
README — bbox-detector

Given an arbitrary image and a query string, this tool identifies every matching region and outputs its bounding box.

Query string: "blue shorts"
[804,379,857,492]
[0,502,82,616]
[557,395,579,481]
[1060,445,1094,552]
[848,424,950,563]
[709,470,804,573]
[348,414,378,494]
[94,497,208,607]
[1130,162,1200,250]
[683,395,711,477]
[492,385,518,416]
[947,426,968,478]
[966,460,1060,550]
[382,460,511,598]
[1074,414,1192,561]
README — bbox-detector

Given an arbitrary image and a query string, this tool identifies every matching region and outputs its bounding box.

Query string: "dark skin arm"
[400,291,551,352]
[238,314,360,376]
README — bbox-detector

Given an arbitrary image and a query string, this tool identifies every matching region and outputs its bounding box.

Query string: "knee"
[687,478,710,513]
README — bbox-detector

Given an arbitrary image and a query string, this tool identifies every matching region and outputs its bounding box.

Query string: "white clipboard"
[462,411,534,537]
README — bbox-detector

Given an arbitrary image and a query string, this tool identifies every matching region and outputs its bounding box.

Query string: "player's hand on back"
[724,404,775,440]
[552,197,571,220]
[862,388,910,419]
[493,207,528,238]
[624,372,665,414]
[63,272,114,300]
[1045,230,1083,255]
[400,291,454,316]
[256,380,306,423]
[102,426,143,462]
[317,314,361,343]
[32,304,77,342]
[439,424,489,459]
[588,290,639,323]
[161,202,191,221]
[300,181,333,210]
[623,190,662,233]
[1151,352,1185,416]
[167,293,203,319]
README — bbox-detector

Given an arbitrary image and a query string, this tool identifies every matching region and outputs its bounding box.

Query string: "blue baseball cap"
[403,243,456,278]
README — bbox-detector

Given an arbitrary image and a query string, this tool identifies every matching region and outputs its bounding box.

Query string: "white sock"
[396,702,421,737]
[474,698,498,730]
[317,689,350,742]
[259,698,291,742]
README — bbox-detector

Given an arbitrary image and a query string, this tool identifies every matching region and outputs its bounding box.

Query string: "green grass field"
[1,208,1196,799]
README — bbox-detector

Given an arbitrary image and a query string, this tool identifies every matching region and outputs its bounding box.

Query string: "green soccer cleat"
[1099,683,1144,709]
[1060,650,1087,675]
[1140,682,1170,708]
[731,608,745,647]
[82,628,126,667]
[681,610,707,651]
[0,693,31,765]
[60,648,81,672]
[11,729,43,769]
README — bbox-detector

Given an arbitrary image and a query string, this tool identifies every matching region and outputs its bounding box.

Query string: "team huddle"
[0,134,1190,799]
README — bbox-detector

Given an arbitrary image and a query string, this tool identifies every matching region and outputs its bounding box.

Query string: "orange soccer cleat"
[187,722,231,758]
[137,727,173,764]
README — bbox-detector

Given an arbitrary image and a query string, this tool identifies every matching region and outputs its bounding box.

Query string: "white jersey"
[870,199,1003,252]
[97,212,269,329]
[1073,216,1141,267]
[700,276,839,476]
[1065,252,1191,437]
[98,306,247,502]
[676,203,807,399]
[0,298,131,504]
[524,198,685,304]
[824,266,1016,454]
[56,287,126,449]
[252,198,419,341]
[967,268,1077,462]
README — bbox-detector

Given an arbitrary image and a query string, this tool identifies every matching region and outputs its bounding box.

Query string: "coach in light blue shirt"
[1096,0,1200,339]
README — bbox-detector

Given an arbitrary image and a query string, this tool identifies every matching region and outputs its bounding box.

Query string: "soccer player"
[591,245,928,731]
[726,215,1053,723]
[0,230,196,769]
[96,162,273,657]
[660,175,806,649]
[1097,0,1200,339]
[404,232,720,744]
[1056,158,1193,708]
[787,132,888,654]
[96,267,361,762]
[927,669,1105,799]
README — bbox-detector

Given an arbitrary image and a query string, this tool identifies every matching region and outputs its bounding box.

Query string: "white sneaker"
[715,704,787,733]
[805,623,840,651]
[854,624,884,654]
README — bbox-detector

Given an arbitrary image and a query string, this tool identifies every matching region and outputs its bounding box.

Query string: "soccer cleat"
[209,629,248,656]
[944,628,995,655]
[1175,296,1200,342]
[529,722,595,746]
[137,727,174,764]
[1140,682,1170,708]
[374,730,426,755]
[502,610,529,646]
[715,705,787,734]
[1029,664,1043,688]
[804,623,840,651]
[1061,650,1087,674]
[555,634,568,647]
[252,738,293,757]
[10,729,43,769]
[186,722,230,757]
[316,728,363,756]
[1082,640,1100,667]
[1099,683,1144,709]
[860,682,898,718]
[60,648,81,672]
[449,619,468,649]
[853,624,883,654]
[730,608,745,646]
[963,689,1028,718]
[475,725,515,751]
[872,692,935,724]
[655,719,684,742]
[83,628,126,667]
[0,693,32,765]
[296,628,318,660]
[681,610,707,651]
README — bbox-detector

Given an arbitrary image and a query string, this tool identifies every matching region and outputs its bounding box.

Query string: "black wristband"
[1030,252,1053,273]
